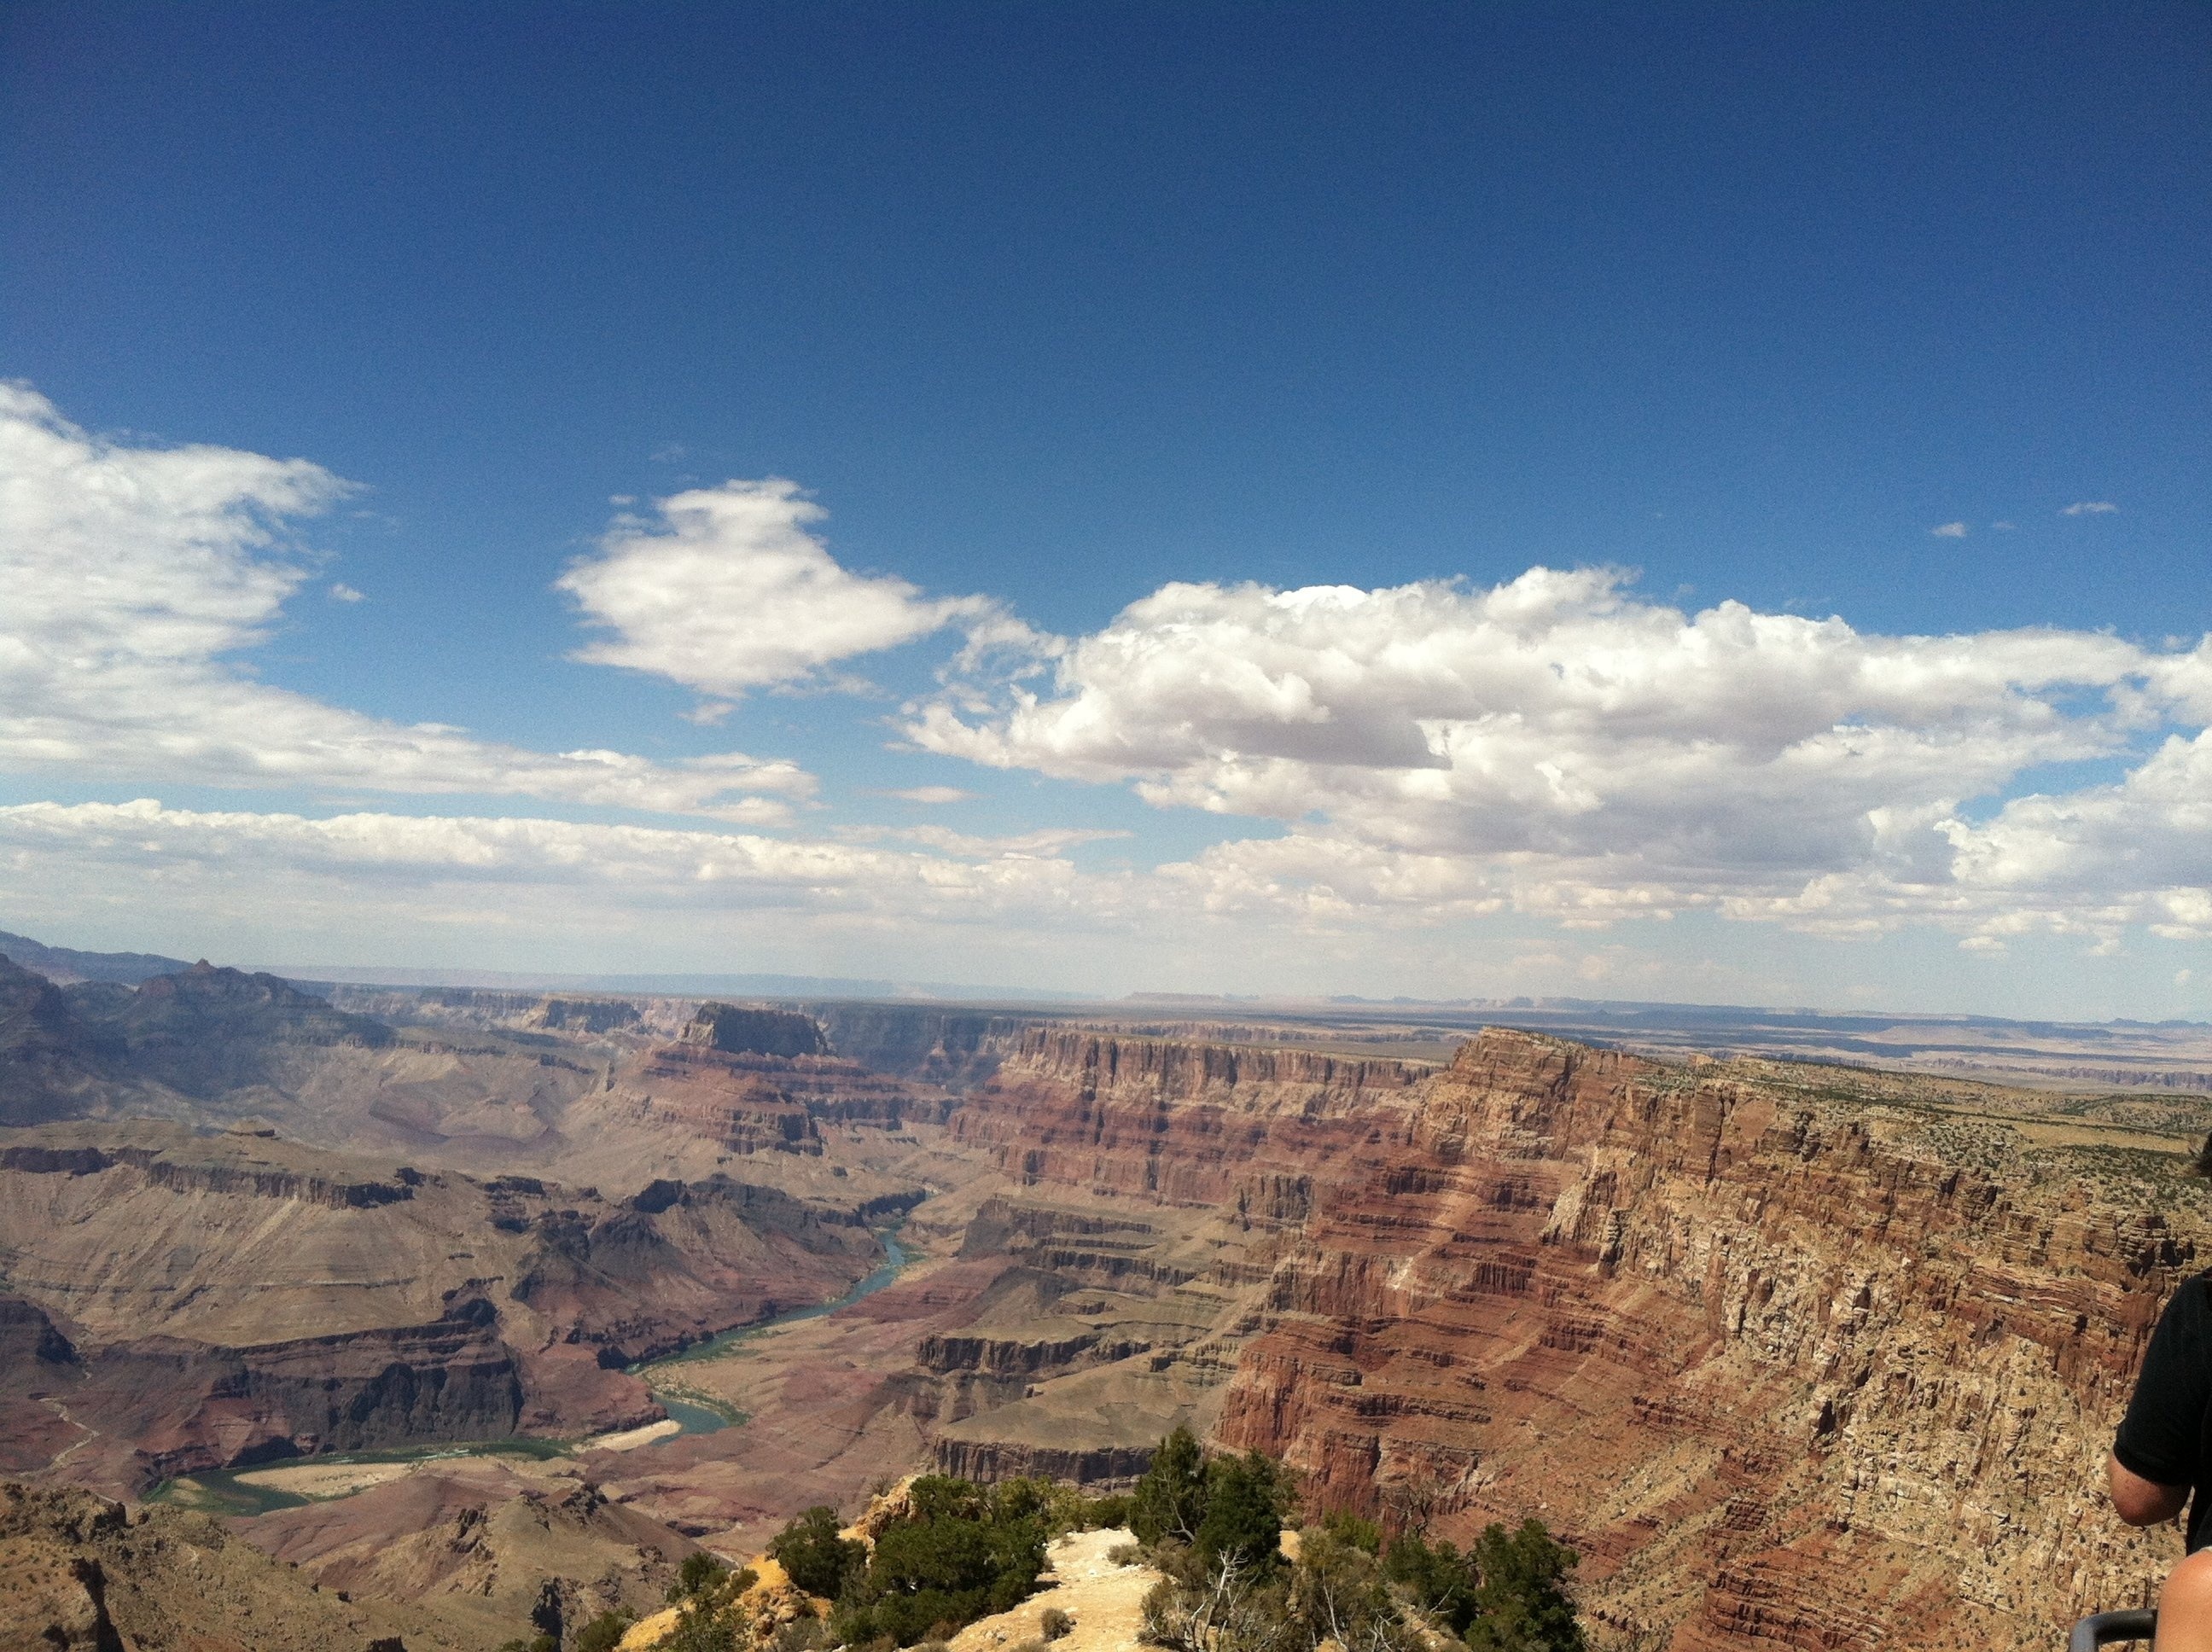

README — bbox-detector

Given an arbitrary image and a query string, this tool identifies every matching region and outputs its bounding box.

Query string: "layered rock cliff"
[948,1026,1428,1208]
[921,1026,2200,1650]
[0,1124,884,1492]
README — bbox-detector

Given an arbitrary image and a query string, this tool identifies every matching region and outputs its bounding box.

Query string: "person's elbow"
[2110,1451,2191,1526]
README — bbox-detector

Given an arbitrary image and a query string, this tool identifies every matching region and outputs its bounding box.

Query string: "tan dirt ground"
[951,1527,1159,1652]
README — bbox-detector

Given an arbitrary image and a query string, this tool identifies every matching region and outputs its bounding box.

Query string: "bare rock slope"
[0,1476,436,1651]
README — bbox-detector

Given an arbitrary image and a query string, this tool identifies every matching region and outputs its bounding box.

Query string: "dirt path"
[950,1527,1158,1652]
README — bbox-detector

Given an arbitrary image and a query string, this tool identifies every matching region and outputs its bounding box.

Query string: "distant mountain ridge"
[0,929,190,986]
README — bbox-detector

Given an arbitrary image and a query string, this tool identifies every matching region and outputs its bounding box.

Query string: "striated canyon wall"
[0,1123,885,1493]
[931,1026,2199,1650]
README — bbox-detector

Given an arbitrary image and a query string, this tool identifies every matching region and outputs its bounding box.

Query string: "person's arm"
[2110,1450,2191,1526]
[2114,1276,2212,1527]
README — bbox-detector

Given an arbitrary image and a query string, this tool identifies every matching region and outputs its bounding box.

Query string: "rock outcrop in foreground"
[0,1477,428,1649]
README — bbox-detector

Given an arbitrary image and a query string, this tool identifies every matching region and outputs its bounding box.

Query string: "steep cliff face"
[806,1005,1016,1091]
[1202,1030,2193,1651]
[948,1027,1428,1208]
[75,1308,526,1485]
[600,1039,953,1154]
[74,962,394,1098]
[917,1025,2197,1649]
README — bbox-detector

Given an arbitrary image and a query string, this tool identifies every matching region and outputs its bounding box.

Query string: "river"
[633,1227,912,1434]
[149,1226,913,1513]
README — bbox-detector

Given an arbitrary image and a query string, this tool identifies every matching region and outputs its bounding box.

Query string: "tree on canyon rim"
[1132,1428,1583,1652]
[1132,1424,1212,1545]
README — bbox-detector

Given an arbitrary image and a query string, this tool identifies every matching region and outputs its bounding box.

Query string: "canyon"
[3,936,2209,1649]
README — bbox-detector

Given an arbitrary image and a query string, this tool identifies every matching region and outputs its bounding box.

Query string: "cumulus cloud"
[882,785,975,805]
[556,479,994,701]
[2062,501,2119,515]
[0,386,807,822]
[328,582,365,602]
[1930,521,1969,538]
[911,567,2211,947]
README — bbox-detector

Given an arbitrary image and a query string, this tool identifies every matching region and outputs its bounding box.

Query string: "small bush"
[1194,1451,1291,1576]
[828,1474,1052,1648]
[1107,1543,1144,1568]
[1318,1509,1382,1555]
[768,1620,830,1652]
[1130,1425,1208,1547]
[1381,1531,1478,1635]
[1040,1606,1074,1640]
[770,1505,868,1600]
[664,1603,739,1652]
[1082,1492,1131,1530]
[673,1550,731,1601]
[574,1610,636,1652]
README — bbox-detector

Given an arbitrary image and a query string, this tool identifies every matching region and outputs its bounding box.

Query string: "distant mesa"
[525,997,643,1034]
[680,1002,826,1058]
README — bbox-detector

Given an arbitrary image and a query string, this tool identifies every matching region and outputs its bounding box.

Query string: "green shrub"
[573,1611,636,1652]
[827,1475,1051,1648]
[770,1505,867,1600]
[1318,1509,1382,1555]
[673,1550,731,1601]
[1462,1519,1585,1652]
[1130,1425,1209,1546]
[1194,1451,1291,1577]
[663,1602,739,1652]
[1082,1492,1131,1530]
[1381,1531,1480,1635]
[1290,1527,1421,1652]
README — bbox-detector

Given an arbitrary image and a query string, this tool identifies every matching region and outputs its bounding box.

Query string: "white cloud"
[2062,501,2119,516]
[883,785,975,805]
[0,385,808,823]
[328,582,365,602]
[1930,521,1969,538]
[911,567,2211,947]
[556,479,994,701]
[0,799,1130,952]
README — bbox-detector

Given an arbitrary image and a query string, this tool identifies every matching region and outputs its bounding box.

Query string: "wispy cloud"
[1930,521,1969,538]
[2062,500,2119,516]
[882,785,975,805]
[328,582,365,602]
[0,385,810,823]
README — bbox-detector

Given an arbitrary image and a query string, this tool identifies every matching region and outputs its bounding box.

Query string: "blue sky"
[1,2,2207,1015]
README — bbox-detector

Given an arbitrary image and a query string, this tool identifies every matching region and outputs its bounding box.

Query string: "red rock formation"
[948,1027,1425,1208]
[608,1043,952,1155]
[933,1026,2197,1650]
[0,1127,884,1492]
